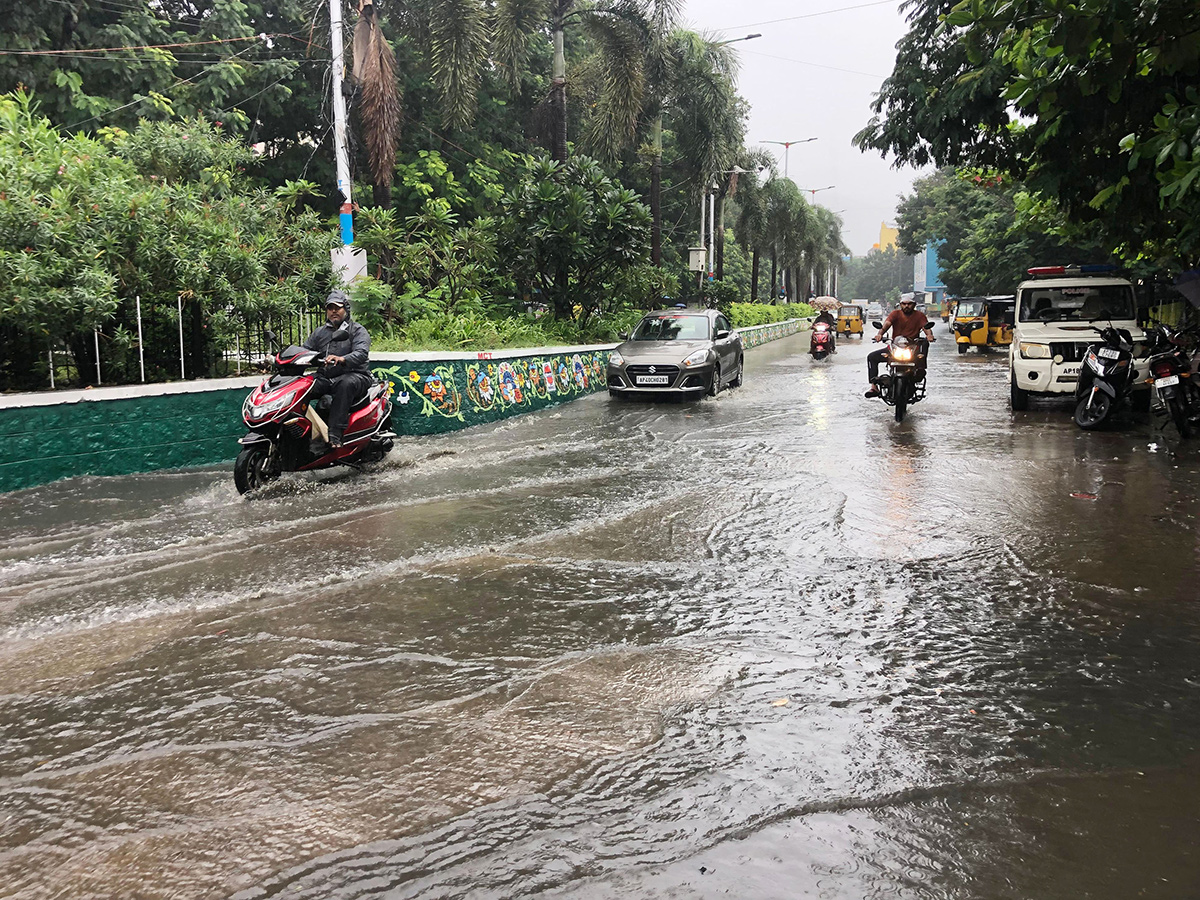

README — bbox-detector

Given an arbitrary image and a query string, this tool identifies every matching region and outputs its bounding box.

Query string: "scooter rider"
[812,309,837,352]
[304,290,371,448]
[864,296,935,398]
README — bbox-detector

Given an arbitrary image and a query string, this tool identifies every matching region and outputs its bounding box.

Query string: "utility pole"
[329,0,367,284]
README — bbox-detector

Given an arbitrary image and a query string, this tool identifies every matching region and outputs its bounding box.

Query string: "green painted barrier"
[0,319,804,493]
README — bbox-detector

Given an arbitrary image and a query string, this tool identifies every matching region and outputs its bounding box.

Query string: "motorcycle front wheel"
[234,444,279,494]
[1074,391,1112,430]
[893,376,908,422]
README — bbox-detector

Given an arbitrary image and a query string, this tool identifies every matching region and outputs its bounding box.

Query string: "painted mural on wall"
[738,319,804,349]
[373,351,609,435]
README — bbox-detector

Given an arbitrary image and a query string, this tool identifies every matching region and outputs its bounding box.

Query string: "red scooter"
[235,342,396,494]
[810,321,835,359]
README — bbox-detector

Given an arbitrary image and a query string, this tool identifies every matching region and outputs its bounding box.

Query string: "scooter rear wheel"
[234,445,278,495]
[1074,391,1112,430]
[1169,397,1191,439]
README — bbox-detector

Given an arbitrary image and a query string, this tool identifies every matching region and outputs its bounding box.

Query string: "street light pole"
[762,137,816,178]
[798,185,836,201]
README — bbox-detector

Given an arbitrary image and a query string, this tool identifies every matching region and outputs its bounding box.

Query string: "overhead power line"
[715,0,900,32]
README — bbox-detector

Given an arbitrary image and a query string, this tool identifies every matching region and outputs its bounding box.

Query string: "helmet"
[325,289,351,311]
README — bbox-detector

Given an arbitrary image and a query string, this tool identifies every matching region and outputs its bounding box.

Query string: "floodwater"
[2,330,1199,900]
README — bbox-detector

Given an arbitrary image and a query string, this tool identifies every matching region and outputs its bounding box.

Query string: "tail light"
[1151,360,1177,378]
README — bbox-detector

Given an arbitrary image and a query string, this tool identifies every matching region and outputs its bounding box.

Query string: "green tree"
[497,155,651,320]
[855,0,1200,266]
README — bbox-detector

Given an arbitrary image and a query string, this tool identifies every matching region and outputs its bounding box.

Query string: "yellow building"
[876,222,899,252]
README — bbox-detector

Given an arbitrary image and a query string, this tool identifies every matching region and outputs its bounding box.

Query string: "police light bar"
[1027,264,1118,276]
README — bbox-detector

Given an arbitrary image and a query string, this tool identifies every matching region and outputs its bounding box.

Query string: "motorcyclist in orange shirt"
[864,296,936,398]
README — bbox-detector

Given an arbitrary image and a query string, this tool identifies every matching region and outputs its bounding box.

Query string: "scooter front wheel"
[234,444,279,495]
[1074,391,1112,430]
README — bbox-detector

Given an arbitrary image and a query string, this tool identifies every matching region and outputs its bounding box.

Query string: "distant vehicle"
[607,308,744,399]
[866,302,883,319]
[952,295,1015,353]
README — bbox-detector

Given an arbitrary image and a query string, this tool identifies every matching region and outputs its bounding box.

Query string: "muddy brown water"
[2,331,1199,899]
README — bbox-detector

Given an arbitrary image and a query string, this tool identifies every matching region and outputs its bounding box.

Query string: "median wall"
[0,318,806,493]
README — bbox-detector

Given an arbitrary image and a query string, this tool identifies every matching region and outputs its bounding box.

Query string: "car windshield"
[955,300,985,317]
[631,315,710,341]
[1019,284,1135,322]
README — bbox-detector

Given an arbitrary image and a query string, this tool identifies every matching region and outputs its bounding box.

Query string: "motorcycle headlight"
[1020,342,1051,359]
[251,395,290,418]
[608,349,625,367]
[891,347,914,361]
[683,348,711,367]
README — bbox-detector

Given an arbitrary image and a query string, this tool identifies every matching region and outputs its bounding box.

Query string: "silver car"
[606,308,744,398]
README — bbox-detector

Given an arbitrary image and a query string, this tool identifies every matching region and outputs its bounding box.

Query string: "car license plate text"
[1058,364,1081,376]
[636,375,670,385]
[1155,375,1180,388]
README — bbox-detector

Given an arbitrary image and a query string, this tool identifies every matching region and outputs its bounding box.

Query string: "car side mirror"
[619,332,629,341]
[715,329,730,340]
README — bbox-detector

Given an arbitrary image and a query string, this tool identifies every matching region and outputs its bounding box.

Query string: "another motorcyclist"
[864,295,935,398]
[812,308,837,353]
[303,289,371,448]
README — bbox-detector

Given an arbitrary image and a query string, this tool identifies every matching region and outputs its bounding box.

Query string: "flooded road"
[3,331,1200,899]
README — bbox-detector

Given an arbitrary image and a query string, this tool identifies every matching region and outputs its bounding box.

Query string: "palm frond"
[352,2,401,193]
[493,0,547,90]
[581,6,648,158]
[430,0,490,130]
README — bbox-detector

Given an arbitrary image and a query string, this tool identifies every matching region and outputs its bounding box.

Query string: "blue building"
[913,240,946,307]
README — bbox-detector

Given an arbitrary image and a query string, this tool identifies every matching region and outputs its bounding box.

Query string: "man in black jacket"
[303,290,372,448]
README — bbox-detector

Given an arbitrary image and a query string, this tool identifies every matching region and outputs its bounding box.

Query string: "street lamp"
[762,137,816,178]
[798,185,835,201]
[715,33,763,46]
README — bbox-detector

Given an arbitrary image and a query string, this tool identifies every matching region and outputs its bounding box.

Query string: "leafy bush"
[728,302,814,328]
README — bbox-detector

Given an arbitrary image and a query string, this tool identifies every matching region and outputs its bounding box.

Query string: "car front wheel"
[729,356,743,388]
[1010,371,1029,411]
[708,365,722,397]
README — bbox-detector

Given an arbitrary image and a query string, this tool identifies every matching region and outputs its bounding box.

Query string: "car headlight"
[683,348,711,367]
[608,349,625,367]
[1020,342,1051,359]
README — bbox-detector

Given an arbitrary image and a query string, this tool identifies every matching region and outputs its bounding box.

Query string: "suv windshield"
[955,300,985,318]
[631,315,710,341]
[1019,284,1135,323]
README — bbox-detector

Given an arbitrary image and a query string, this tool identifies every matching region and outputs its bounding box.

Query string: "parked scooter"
[1073,326,1139,430]
[868,323,928,422]
[1144,323,1200,438]
[235,337,396,494]
[810,322,835,360]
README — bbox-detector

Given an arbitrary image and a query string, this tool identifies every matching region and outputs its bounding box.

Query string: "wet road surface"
[2,331,1200,899]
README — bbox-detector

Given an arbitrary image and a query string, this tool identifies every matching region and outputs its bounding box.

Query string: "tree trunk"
[750,249,761,302]
[651,114,662,266]
[715,192,726,281]
[770,251,778,303]
[550,8,568,162]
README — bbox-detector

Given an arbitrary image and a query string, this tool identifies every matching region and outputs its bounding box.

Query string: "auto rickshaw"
[836,304,865,337]
[952,295,1015,353]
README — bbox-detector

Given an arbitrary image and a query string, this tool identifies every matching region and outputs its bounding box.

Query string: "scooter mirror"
[264,329,278,349]
[871,321,883,329]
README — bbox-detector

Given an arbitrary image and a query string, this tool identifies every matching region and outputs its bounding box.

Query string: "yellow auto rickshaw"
[952,295,1015,353]
[836,304,865,337]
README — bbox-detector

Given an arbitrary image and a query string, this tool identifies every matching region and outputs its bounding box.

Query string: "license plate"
[1155,375,1180,388]
[1098,347,1121,359]
[1058,364,1081,376]
[636,375,670,385]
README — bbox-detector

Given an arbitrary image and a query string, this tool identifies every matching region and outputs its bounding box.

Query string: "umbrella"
[811,295,839,311]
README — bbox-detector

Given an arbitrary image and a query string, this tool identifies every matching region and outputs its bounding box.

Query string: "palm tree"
[735,157,779,300]
[427,0,491,132]
[350,0,401,208]
[715,147,771,281]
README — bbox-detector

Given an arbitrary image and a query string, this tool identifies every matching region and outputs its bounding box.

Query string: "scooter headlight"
[251,396,291,418]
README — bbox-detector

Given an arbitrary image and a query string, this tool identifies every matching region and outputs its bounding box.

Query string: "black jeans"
[312,372,371,441]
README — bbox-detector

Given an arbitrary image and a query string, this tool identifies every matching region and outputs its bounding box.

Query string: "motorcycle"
[1144,323,1200,438]
[810,321,835,360]
[869,326,928,422]
[1073,326,1139,430]
[235,339,396,495]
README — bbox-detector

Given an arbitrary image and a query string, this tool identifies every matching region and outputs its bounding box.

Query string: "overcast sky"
[681,0,928,256]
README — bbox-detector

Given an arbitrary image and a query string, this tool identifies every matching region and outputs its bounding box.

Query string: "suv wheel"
[1010,370,1030,411]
